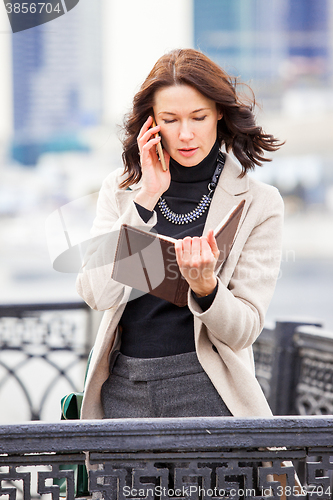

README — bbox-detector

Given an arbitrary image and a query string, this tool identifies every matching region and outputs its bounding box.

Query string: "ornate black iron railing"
[252,319,333,416]
[0,417,333,500]
[1,301,333,422]
[0,302,92,422]
[1,306,333,499]
[293,325,333,415]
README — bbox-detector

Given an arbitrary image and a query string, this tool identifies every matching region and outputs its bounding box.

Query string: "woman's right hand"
[134,116,171,211]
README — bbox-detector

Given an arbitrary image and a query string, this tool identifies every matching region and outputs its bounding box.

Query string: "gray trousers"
[101,350,232,418]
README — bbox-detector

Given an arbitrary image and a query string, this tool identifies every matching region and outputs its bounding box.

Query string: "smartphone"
[151,117,167,171]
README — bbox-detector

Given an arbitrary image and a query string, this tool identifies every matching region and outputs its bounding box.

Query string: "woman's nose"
[179,122,194,141]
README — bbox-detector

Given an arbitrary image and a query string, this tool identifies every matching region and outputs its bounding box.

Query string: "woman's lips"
[178,148,198,157]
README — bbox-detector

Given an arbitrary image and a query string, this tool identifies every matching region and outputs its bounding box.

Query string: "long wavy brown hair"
[120,48,283,188]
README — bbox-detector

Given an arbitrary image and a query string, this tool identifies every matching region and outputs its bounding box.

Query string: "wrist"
[134,191,160,211]
[191,277,217,298]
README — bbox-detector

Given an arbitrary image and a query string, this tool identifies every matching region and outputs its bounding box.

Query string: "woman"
[77,48,284,420]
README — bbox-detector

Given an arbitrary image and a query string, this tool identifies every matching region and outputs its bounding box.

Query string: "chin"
[177,158,197,167]
[176,152,203,167]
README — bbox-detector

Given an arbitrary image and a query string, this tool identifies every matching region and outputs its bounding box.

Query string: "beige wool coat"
[76,153,284,420]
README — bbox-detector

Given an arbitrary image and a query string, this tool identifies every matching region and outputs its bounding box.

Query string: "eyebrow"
[157,108,210,116]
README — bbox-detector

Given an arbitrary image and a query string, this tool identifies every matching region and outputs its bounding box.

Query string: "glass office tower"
[194,0,330,85]
[11,1,102,165]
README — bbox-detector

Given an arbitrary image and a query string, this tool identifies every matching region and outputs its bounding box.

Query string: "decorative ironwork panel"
[38,464,75,499]
[306,453,333,500]
[0,303,91,422]
[0,418,333,500]
[294,347,333,415]
[216,460,257,499]
[0,464,78,500]
[257,460,299,500]
[88,455,333,500]
[0,467,31,500]
[253,320,326,415]
[89,464,129,500]
[89,459,271,500]
[253,327,275,400]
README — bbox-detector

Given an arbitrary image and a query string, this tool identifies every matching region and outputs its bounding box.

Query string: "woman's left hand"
[174,229,220,297]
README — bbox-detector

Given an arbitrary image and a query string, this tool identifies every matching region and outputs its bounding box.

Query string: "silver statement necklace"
[158,151,225,225]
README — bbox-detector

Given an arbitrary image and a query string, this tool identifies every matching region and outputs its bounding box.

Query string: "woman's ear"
[217,106,223,121]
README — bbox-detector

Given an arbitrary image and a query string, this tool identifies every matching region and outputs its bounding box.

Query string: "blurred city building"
[10,0,102,166]
[7,0,194,166]
[194,0,332,91]
[194,0,333,218]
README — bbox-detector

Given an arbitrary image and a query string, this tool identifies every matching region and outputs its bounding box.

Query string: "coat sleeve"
[187,187,284,352]
[76,170,157,311]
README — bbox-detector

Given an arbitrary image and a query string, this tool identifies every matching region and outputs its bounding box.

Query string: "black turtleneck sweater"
[119,141,221,358]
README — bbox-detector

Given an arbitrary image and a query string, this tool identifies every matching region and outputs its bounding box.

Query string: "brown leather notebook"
[111,200,245,307]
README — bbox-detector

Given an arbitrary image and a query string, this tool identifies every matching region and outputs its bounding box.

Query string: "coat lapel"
[203,154,253,272]
[203,153,253,232]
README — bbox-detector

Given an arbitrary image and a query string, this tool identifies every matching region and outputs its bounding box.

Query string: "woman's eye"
[194,116,207,121]
[163,119,176,124]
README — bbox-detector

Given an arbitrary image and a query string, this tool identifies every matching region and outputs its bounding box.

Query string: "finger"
[137,116,153,143]
[191,237,201,260]
[138,122,161,149]
[141,136,162,161]
[182,237,192,262]
[206,230,220,260]
[200,237,215,263]
[174,240,184,267]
